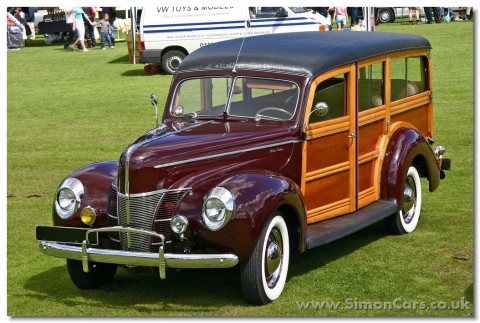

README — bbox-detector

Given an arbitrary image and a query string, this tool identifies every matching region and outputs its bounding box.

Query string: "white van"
[138,6,331,74]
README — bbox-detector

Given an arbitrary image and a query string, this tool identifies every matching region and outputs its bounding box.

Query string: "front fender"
[52,161,118,228]
[381,128,440,209]
[185,172,306,261]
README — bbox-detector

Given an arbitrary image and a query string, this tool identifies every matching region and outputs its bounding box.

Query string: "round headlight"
[55,178,84,220]
[57,188,76,211]
[202,187,234,231]
[204,198,226,221]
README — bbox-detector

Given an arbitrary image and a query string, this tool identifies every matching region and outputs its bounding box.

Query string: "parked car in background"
[37,31,450,305]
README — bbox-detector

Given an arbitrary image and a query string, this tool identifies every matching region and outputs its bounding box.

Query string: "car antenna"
[232,20,251,74]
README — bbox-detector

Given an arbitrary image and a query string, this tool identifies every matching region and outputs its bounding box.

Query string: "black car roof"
[177,31,431,78]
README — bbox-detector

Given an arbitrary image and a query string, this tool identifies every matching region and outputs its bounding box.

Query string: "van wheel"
[240,211,290,305]
[162,50,186,75]
[67,259,117,289]
[377,8,395,23]
[384,166,422,234]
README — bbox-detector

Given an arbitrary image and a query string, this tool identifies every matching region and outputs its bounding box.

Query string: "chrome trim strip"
[39,240,239,269]
[154,218,172,223]
[154,140,302,169]
[116,187,191,199]
[117,189,167,199]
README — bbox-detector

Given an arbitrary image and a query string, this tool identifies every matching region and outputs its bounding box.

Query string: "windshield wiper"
[255,114,282,122]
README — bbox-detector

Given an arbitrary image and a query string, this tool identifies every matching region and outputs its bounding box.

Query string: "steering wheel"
[256,107,293,119]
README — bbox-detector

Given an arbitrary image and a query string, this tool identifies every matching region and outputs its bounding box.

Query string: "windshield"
[289,7,309,13]
[172,77,232,117]
[171,76,298,121]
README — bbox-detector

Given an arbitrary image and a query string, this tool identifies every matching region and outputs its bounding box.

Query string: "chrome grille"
[118,190,165,252]
[106,186,190,253]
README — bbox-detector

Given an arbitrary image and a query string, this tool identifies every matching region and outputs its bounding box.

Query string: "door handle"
[348,133,357,138]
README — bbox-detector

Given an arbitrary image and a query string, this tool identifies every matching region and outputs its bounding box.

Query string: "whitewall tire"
[240,211,290,304]
[385,166,422,234]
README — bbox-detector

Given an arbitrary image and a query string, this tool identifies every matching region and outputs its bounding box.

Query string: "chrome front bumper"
[37,226,239,279]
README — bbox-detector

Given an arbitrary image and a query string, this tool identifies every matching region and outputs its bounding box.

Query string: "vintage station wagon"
[37,32,450,304]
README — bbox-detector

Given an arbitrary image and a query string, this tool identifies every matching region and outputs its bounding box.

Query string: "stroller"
[7,24,24,49]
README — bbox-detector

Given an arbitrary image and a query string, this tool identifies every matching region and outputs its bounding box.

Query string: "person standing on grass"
[69,7,93,52]
[82,7,96,48]
[334,7,348,31]
[101,7,117,47]
[25,7,36,40]
[408,7,420,25]
[62,7,76,50]
[91,13,114,50]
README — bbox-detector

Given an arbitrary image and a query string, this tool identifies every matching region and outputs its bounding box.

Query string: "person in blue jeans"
[92,13,114,49]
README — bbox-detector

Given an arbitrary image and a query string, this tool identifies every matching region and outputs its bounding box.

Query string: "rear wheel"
[161,50,186,75]
[385,166,422,234]
[240,211,290,305]
[67,259,117,289]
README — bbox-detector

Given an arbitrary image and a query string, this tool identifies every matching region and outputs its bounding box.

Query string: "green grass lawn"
[6,21,473,316]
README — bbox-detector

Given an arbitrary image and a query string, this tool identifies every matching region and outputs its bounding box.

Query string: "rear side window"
[390,57,428,101]
[358,62,384,111]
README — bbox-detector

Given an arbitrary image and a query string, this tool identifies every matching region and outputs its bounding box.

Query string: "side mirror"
[150,93,158,106]
[302,102,329,140]
[313,102,329,117]
[150,93,159,127]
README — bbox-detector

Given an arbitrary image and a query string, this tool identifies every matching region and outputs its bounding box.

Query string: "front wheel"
[377,8,395,23]
[240,211,290,305]
[161,50,186,75]
[384,166,422,235]
[67,259,117,289]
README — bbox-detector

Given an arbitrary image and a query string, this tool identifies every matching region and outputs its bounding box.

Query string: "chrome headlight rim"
[202,187,234,231]
[54,177,84,220]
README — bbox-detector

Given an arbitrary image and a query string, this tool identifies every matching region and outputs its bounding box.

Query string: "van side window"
[250,7,283,18]
[358,62,384,111]
[391,57,428,101]
[310,73,348,124]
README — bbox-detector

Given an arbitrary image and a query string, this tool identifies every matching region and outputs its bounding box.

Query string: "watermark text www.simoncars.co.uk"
[296,297,471,311]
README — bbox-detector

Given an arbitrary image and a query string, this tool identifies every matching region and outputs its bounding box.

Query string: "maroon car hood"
[118,120,296,193]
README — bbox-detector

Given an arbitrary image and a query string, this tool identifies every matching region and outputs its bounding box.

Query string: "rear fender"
[381,128,440,209]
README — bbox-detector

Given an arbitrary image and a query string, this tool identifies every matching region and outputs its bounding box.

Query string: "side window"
[391,56,428,101]
[250,7,283,18]
[358,62,384,111]
[310,73,348,124]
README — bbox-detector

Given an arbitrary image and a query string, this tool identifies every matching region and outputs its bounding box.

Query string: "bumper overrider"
[36,225,239,279]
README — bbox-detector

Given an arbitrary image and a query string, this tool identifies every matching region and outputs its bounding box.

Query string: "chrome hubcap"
[264,228,283,289]
[402,176,417,223]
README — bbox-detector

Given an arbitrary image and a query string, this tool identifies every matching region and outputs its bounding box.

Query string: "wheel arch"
[380,128,440,210]
[196,171,307,261]
[161,45,189,59]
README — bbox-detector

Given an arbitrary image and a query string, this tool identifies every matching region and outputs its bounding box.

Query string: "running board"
[306,200,398,249]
